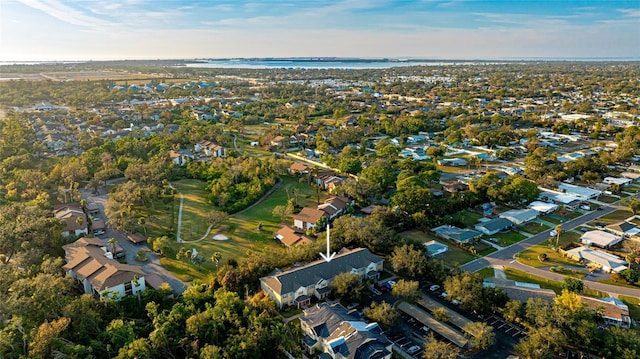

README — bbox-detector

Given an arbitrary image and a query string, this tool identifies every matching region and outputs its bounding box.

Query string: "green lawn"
[517,244,585,269]
[540,215,562,224]
[399,230,478,267]
[619,295,640,321]
[476,267,495,279]
[598,195,619,204]
[519,221,550,234]
[493,231,527,246]
[600,209,634,223]
[453,210,484,227]
[152,175,328,281]
[477,245,497,256]
[504,268,606,298]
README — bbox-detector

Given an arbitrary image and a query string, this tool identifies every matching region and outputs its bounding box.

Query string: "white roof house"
[603,177,632,187]
[499,209,538,225]
[424,240,448,257]
[565,247,627,273]
[581,230,623,248]
[558,183,601,200]
[528,201,559,215]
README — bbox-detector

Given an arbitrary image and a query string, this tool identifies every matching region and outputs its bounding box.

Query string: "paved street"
[82,188,187,294]
[461,205,640,298]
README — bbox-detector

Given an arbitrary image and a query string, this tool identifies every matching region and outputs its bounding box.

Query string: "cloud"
[16,0,112,27]
[618,8,640,17]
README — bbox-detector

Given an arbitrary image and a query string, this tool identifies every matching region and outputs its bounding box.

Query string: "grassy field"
[477,267,495,279]
[619,295,640,321]
[453,210,484,227]
[600,209,634,223]
[598,195,619,204]
[517,244,585,269]
[540,215,562,224]
[493,231,527,246]
[519,221,550,234]
[152,175,327,281]
[504,267,606,298]
[399,230,477,266]
[596,279,640,290]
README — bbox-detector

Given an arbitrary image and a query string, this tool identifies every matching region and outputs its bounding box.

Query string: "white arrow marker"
[319,223,336,262]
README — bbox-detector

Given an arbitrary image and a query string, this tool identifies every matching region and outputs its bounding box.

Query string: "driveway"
[81,188,187,294]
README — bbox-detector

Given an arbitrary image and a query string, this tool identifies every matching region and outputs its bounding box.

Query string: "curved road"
[461,205,640,298]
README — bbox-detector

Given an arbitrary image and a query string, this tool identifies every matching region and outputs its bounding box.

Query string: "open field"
[596,279,640,290]
[399,229,478,266]
[520,221,550,234]
[599,209,634,223]
[153,175,327,281]
[540,215,562,224]
[493,231,527,246]
[598,195,619,204]
[517,244,585,269]
[453,210,483,227]
[477,267,495,279]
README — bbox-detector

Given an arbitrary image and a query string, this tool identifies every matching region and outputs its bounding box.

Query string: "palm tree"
[211,252,222,270]
[555,224,563,249]
[137,216,148,237]
[107,237,120,257]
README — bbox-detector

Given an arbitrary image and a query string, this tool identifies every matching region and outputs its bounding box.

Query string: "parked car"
[420,326,431,334]
[406,345,421,355]
[429,285,440,292]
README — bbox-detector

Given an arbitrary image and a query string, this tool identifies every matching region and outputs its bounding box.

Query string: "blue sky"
[1,0,639,61]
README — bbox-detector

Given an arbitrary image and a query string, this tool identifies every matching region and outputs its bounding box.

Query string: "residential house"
[581,297,631,328]
[275,225,314,247]
[444,181,470,193]
[194,140,225,158]
[169,149,193,166]
[424,240,448,256]
[558,182,601,200]
[63,237,145,300]
[527,201,559,215]
[44,134,66,151]
[54,204,88,237]
[260,247,383,308]
[317,196,354,220]
[300,302,392,359]
[474,218,513,236]
[499,209,538,225]
[603,177,632,187]
[565,247,627,273]
[289,162,311,175]
[432,225,483,244]
[605,221,640,238]
[437,158,468,166]
[270,136,286,148]
[294,207,328,231]
[581,230,623,248]
[315,170,346,190]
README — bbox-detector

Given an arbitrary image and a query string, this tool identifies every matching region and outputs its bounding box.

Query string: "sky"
[1,0,639,61]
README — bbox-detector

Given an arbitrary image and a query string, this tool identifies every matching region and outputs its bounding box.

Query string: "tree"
[463,321,495,350]
[432,307,449,322]
[363,301,398,329]
[554,224,563,248]
[390,244,428,279]
[422,334,460,359]
[443,272,484,311]
[619,268,638,284]
[107,237,120,257]
[28,317,71,358]
[206,209,229,227]
[330,272,366,305]
[391,279,420,302]
[211,252,222,270]
[561,277,584,293]
[151,236,171,256]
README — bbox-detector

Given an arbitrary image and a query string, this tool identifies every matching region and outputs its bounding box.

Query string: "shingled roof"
[260,248,382,296]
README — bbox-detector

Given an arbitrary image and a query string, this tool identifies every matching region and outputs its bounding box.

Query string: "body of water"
[182,58,502,69]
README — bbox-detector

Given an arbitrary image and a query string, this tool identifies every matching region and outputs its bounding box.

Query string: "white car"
[388,280,397,287]
[429,284,440,292]
[441,291,448,298]
[406,345,421,355]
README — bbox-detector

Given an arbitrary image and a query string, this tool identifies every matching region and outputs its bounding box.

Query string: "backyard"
[399,229,478,266]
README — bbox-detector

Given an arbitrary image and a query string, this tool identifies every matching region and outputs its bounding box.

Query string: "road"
[81,188,187,294]
[461,205,640,298]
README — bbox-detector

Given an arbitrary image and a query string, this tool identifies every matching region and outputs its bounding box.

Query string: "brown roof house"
[127,233,147,244]
[54,204,88,238]
[289,162,311,175]
[194,140,225,158]
[317,196,354,220]
[294,207,329,231]
[63,237,145,300]
[275,225,314,247]
[260,247,383,308]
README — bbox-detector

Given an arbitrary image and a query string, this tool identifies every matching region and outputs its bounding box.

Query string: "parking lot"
[486,315,528,340]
